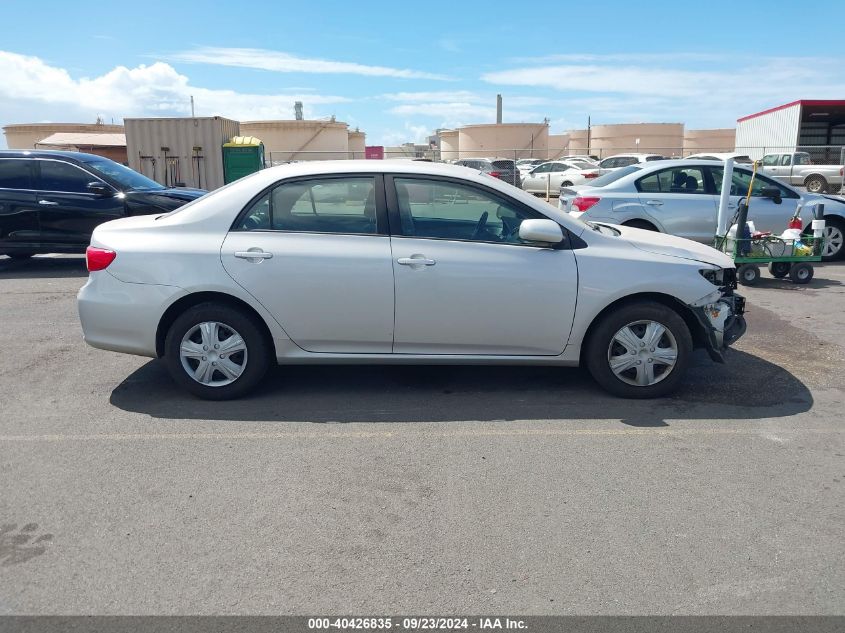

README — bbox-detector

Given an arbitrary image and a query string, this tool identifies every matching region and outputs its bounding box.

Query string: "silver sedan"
[559,159,845,260]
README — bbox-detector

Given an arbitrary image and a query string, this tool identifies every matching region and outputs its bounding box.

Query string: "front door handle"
[645,199,664,206]
[397,255,436,266]
[234,250,273,261]
[38,200,59,206]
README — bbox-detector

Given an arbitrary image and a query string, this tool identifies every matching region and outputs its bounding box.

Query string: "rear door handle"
[645,199,664,206]
[38,200,59,206]
[397,255,436,266]
[234,250,273,260]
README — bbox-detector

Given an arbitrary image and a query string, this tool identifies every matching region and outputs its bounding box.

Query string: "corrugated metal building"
[125,117,240,190]
[736,100,845,162]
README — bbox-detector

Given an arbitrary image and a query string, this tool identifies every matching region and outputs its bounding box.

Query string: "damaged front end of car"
[689,267,747,363]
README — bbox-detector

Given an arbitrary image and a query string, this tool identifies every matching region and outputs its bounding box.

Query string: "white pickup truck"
[759,151,844,194]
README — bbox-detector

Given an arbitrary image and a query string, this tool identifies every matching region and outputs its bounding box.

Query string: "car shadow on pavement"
[109,349,813,426]
[0,256,87,279]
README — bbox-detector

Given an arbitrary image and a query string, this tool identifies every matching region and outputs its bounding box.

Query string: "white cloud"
[0,51,349,124]
[481,55,845,127]
[169,46,452,80]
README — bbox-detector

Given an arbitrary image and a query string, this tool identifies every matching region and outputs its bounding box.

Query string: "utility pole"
[587,115,591,156]
[190,95,195,118]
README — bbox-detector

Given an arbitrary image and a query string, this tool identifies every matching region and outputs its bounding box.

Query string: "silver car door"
[723,169,800,234]
[634,166,718,242]
[388,176,578,355]
[220,174,395,353]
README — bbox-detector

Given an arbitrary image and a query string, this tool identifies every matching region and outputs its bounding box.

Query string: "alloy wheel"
[607,320,678,387]
[179,321,248,386]
[823,225,843,259]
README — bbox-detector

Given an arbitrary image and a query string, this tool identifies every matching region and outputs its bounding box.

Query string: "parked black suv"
[454,158,522,188]
[0,150,206,258]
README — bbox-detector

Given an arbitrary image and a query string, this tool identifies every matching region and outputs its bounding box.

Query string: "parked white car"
[78,160,746,400]
[596,153,668,175]
[559,160,845,260]
[516,158,545,175]
[685,152,753,164]
[521,159,600,194]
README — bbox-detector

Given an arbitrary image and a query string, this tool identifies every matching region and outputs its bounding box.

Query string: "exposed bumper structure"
[691,293,747,363]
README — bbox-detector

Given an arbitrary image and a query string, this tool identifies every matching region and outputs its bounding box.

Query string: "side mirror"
[760,186,782,204]
[86,181,112,196]
[518,219,564,244]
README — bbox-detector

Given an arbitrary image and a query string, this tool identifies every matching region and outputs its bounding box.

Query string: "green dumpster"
[222,136,265,183]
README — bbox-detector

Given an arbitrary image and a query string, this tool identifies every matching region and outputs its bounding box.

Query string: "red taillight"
[840,167,844,176]
[488,171,501,178]
[572,196,601,212]
[86,246,116,272]
[583,172,599,178]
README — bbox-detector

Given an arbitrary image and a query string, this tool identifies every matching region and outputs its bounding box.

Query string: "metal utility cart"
[713,158,826,286]
[714,211,823,285]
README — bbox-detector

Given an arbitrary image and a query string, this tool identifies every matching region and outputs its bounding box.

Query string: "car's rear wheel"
[164,302,270,400]
[585,302,692,398]
[623,219,658,231]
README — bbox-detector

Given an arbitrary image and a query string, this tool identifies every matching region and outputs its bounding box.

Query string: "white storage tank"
[590,122,684,158]
[439,129,459,160]
[239,120,350,162]
[566,129,590,155]
[457,123,548,160]
[547,133,570,159]
[348,130,366,159]
[3,122,124,150]
[125,116,239,190]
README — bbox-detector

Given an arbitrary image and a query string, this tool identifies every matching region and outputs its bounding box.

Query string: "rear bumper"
[77,271,185,357]
[692,293,747,363]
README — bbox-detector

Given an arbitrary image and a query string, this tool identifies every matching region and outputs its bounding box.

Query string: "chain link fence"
[265,144,845,195]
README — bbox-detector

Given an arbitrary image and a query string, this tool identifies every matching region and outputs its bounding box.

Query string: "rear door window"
[0,159,33,189]
[636,167,707,194]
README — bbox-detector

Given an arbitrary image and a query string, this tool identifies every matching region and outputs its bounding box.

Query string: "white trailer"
[125,116,240,190]
[735,100,845,165]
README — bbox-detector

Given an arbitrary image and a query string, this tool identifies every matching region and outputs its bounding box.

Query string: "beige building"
[3,122,125,151]
[239,119,353,162]
[565,129,590,155]
[547,133,570,159]
[683,128,736,154]
[34,132,128,163]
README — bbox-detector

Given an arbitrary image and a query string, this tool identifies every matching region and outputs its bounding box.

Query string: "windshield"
[590,164,642,187]
[80,158,165,191]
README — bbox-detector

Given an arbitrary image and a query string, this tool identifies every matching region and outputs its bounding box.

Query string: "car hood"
[126,187,206,202]
[598,222,735,268]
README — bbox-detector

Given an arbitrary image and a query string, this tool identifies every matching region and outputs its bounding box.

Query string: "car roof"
[0,149,109,162]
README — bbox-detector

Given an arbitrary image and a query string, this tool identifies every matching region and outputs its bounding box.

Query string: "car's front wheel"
[164,302,271,400]
[585,302,692,398]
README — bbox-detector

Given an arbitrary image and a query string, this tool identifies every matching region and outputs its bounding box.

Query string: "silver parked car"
[560,160,845,260]
[78,161,746,400]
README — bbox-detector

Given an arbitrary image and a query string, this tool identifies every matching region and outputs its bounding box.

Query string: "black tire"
[738,264,760,286]
[820,216,844,262]
[7,253,35,260]
[164,302,271,400]
[789,262,814,284]
[623,219,659,231]
[804,175,828,194]
[561,181,574,187]
[585,302,693,399]
[768,261,790,278]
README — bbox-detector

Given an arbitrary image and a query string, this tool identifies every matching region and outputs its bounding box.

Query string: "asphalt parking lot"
[1,255,844,615]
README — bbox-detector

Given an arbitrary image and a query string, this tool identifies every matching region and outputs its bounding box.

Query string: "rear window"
[491,160,515,170]
[0,159,32,189]
[589,164,642,187]
[645,155,667,161]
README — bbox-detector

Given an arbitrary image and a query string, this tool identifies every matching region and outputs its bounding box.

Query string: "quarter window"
[636,167,706,194]
[393,177,542,244]
[0,159,32,189]
[38,161,96,193]
[236,177,378,234]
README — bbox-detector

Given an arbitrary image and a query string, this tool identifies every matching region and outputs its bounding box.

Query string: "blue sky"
[2,0,844,147]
